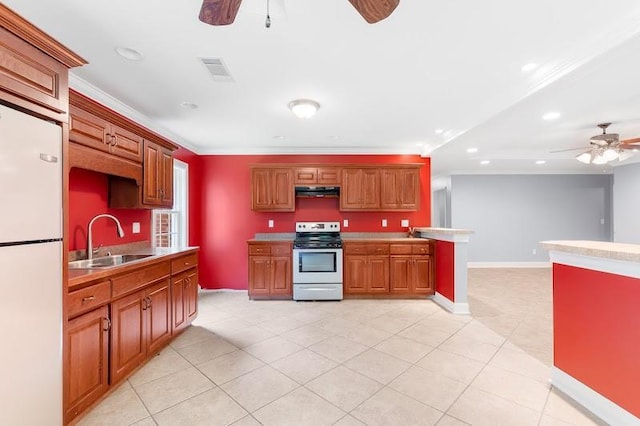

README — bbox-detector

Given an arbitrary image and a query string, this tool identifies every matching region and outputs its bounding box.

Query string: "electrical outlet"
[268,219,274,228]
[532,248,537,255]
[132,222,140,234]
[401,219,409,227]
[382,219,387,228]
[343,219,349,228]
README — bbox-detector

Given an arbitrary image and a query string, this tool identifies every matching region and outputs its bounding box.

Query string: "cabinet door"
[380,169,398,209]
[270,256,292,297]
[248,255,270,297]
[368,256,389,293]
[340,168,364,209]
[270,168,294,210]
[397,168,419,210]
[65,306,109,423]
[294,167,318,184]
[147,279,172,354]
[69,106,110,153]
[110,290,146,384]
[111,125,143,162]
[361,169,380,209]
[413,256,434,294]
[143,140,161,205]
[159,146,174,207]
[171,272,187,333]
[390,256,412,294]
[251,169,272,210]
[186,268,199,323]
[317,167,340,185]
[344,255,368,294]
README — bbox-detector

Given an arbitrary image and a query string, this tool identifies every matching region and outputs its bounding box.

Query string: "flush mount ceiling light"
[466,147,478,153]
[435,129,444,135]
[180,102,198,109]
[288,99,320,119]
[521,63,538,72]
[115,47,143,61]
[536,160,546,164]
[480,160,490,165]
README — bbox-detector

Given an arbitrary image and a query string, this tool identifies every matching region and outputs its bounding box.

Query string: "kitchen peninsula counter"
[542,240,640,425]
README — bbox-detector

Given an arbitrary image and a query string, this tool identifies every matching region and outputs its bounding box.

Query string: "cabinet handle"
[147,296,152,308]
[111,135,117,146]
[102,317,111,331]
[184,261,190,266]
[142,297,148,310]
[81,295,96,303]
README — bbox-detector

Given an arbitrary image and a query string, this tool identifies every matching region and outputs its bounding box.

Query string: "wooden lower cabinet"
[390,255,434,295]
[248,242,292,299]
[111,278,171,384]
[65,306,109,423]
[344,255,389,294]
[172,267,198,333]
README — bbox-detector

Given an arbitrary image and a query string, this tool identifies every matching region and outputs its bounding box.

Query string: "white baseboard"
[431,292,470,315]
[468,262,551,268]
[551,367,640,425]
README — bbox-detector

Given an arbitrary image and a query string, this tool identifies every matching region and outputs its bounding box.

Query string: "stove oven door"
[292,248,343,284]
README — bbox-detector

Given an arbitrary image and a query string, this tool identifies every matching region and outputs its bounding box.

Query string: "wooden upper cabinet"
[141,139,173,207]
[380,168,420,210]
[341,168,380,210]
[251,167,294,211]
[69,105,143,163]
[294,166,340,185]
[0,6,86,121]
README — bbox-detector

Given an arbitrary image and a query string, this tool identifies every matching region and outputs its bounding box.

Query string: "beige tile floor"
[77,268,606,426]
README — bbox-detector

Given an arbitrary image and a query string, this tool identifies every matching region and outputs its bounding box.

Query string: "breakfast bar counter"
[541,240,640,425]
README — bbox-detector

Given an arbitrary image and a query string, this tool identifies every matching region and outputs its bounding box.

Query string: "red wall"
[68,153,432,291]
[553,264,640,418]
[68,168,150,251]
[435,240,455,301]
[198,155,431,289]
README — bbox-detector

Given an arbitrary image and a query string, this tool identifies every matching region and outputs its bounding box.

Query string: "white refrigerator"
[0,103,63,425]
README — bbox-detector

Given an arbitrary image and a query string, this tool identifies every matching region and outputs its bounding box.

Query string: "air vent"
[199,57,234,82]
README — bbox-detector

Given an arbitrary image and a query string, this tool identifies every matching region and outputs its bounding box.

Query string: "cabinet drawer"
[68,281,111,318]
[112,261,170,298]
[171,253,198,274]
[345,243,389,255]
[270,244,291,256]
[412,243,432,255]
[249,244,271,255]
[390,244,412,255]
[317,167,340,185]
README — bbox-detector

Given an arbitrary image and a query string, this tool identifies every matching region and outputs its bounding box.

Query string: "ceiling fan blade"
[550,147,589,153]
[199,0,243,26]
[348,0,400,23]
[620,137,640,149]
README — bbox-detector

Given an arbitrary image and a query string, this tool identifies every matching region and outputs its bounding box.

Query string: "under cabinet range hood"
[295,186,340,198]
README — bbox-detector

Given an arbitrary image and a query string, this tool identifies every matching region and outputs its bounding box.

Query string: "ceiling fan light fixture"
[576,151,592,164]
[592,152,608,165]
[602,147,619,162]
[289,99,320,119]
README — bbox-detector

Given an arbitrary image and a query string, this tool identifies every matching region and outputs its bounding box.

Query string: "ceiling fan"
[552,123,640,165]
[198,0,400,26]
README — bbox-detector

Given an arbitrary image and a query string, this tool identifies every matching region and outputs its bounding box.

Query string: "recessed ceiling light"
[466,147,478,153]
[435,129,444,135]
[115,47,143,61]
[542,111,561,121]
[273,135,285,140]
[416,142,424,147]
[521,63,538,72]
[535,160,546,165]
[480,160,490,165]
[328,135,339,140]
[180,102,198,109]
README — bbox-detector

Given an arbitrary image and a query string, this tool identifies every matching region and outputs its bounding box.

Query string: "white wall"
[613,162,640,243]
[450,174,613,262]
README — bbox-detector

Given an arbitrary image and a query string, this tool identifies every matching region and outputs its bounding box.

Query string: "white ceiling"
[6,0,640,177]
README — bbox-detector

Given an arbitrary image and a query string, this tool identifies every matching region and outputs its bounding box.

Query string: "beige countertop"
[414,227,474,235]
[541,240,640,263]
[68,246,199,288]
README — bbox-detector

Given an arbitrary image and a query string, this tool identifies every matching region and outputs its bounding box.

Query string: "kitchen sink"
[68,254,153,269]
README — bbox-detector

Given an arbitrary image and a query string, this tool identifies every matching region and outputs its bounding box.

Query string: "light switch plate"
[132,222,140,234]
[382,219,387,228]
[401,219,409,227]
[268,219,274,228]
[343,219,349,228]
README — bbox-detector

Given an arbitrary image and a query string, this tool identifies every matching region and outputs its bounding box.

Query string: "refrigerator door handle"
[39,153,58,163]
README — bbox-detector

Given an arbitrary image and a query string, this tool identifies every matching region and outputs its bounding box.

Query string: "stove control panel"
[295,221,341,233]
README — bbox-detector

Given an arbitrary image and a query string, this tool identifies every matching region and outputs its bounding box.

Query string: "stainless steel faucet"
[87,214,125,259]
